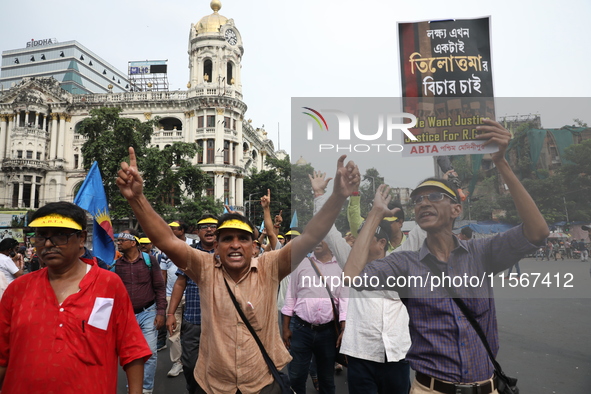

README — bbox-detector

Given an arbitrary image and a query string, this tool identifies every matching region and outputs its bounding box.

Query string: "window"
[224,177,229,198]
[36,152,41,160]
[224,141,230,164]
[233,143,237,165]
[17,150,23,159]
[206,174,214,197]
[204,59,213,83]
[224,117,230,129]
[74,154,79,169]
[207,115,215,128]
[26,151,33,159]
[197,140,204,164]
[227,63,233,84]
[207,140,215,163]
[198,116,204,128]
[233,119,236,131]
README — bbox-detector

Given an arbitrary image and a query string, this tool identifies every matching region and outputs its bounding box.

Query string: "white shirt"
[315,194,417,363]
[0,254,20,284]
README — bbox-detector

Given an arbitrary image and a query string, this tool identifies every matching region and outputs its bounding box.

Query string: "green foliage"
[359,168,384,218]
[243,156,293,231]
[77,107,211,224]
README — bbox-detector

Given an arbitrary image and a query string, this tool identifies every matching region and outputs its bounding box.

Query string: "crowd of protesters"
[0,119,589,394]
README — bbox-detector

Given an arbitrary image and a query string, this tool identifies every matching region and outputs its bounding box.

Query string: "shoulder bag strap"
[309,258,341,332]
[223,278,287,387]
[422,258,509,380]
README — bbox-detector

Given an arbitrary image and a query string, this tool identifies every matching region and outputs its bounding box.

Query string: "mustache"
[40,248,61,258]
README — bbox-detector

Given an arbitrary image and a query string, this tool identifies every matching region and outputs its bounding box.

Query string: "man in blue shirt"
[345,120,549,394]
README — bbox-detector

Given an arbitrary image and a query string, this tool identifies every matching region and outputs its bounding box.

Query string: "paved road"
[118,257,591,393]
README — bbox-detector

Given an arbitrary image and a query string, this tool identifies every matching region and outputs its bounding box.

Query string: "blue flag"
[73,161,115,264]
[290,210,298,229]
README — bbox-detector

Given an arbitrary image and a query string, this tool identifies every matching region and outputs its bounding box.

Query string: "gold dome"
[196,0,228,34]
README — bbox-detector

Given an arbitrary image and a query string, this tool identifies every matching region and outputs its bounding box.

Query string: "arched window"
[204,59,213,83]
[227,62,233,84]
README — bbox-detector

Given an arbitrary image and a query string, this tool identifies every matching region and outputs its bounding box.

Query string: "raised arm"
[311,171,351,268]
[344,184,399,278]
[116,147,190,269]
[278,155,360,276]
[476,119,549,244]
[261,189,277,250]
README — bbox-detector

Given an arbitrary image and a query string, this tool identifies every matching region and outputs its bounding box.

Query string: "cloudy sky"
[2,0,590,187]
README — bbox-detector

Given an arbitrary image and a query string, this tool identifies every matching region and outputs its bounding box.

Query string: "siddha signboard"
[26,38,58,48]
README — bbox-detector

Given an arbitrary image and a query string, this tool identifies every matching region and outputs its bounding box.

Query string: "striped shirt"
[176,241,214,325]
[361,224,537,383]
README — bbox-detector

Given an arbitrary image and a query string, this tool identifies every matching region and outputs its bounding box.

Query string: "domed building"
[0,0,277,211]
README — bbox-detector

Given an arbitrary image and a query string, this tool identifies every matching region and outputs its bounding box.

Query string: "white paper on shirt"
[88,297,114,330]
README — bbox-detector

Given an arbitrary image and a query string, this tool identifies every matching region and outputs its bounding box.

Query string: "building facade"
[1,40,129,94]
[0,1,277,210]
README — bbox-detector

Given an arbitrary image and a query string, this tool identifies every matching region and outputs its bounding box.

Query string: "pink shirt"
[281,253,348,324]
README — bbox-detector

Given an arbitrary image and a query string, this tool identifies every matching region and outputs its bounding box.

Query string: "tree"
[77,107,213,225]
[243,155,293,231]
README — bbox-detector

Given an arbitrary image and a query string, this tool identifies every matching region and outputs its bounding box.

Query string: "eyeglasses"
[412,192,458,206]
[198,224,217,230]
[32,231,81,247]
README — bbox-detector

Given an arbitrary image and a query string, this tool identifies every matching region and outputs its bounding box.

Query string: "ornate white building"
[0,0,277,211]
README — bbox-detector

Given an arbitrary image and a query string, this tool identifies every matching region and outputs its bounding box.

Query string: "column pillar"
[229,173,236,208]
[34,112,39,127]
[25,111,30,126]
[6,114,14,158]
[17,181,24,208]
[215,171,224,201]
[42,114,47,130]
[16,112,21,127]
[236,175,243,206]
[30,179,37,208]
[57,113,67,159]
[50,113,58,159]
[214,108,224,165]
[0,115,7,161]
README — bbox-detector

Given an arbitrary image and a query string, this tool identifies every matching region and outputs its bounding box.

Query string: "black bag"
[309,259,348,367]
[224,279,294,394]
[423,260,519,393]
[496,372,519,394]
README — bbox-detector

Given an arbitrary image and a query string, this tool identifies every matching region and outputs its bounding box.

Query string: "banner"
[73,161,115,264]
[399,17,496,156]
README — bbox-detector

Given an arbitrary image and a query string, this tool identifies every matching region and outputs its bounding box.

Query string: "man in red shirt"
[0,201,152,394]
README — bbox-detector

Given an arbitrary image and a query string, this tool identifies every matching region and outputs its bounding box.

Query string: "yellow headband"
[217,219,253,234]
[285,230,300,236]
[168,222,181,227]
[383,216,399,222]
[413,180,457,198]
[197,217,218,225]
[30,214,83,230]
[139,237,151,244]
[277,235,285,239]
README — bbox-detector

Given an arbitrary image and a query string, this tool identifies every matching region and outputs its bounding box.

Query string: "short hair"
[197,213,218,223]
[388,200,405,222]
[30,201,87,230]
[461,227,473,239]
[358,220,392,253]
[216,213,255,240]
[172,220,189,233]
[0,238,18,252]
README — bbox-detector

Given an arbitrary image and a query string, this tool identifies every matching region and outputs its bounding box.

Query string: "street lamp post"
[365,175,383,195]
[247,193,256,221]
